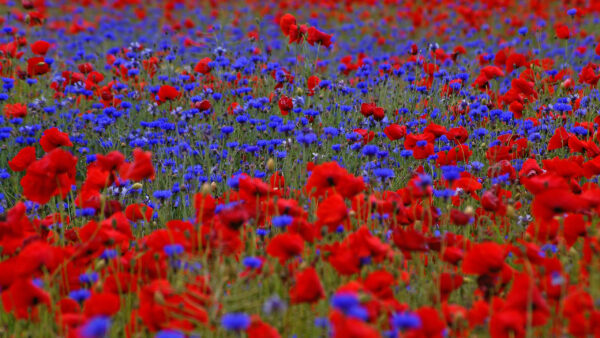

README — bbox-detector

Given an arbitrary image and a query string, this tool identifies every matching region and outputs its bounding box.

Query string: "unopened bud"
[95,259,106,270]
[154,291,165,304]
[267,158,275,171]
[201,183,211,195]
[506,205,516,217]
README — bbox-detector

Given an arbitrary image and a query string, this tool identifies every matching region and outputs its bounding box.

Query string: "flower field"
[2,0,600,337]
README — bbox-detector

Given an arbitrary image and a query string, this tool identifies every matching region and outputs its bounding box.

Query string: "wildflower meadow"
[1,0,600,337]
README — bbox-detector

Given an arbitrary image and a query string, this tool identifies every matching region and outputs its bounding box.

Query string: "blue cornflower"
[76,208,96,217]
[272,215,293,227]
[80,316,111,338]
[331,293,360,312]
[153,190,172,200]
[221,313,251,331]
[346,306,369,321]
[491,173,510,185]
[79,272,99,285]
[69,289,91,303]
[392,312,422,330]
[164,244,184,257]
[471,161,484,171]
[263,295,287,315]
[362,145,379,156]
[528,132,542,142]
[100,249,118,260]
[314,317,330,328]
[155,330,185,338]
[441,166,460,181]
[243,256,263,269]
[518,26,528,35]
[572,126,588,136]
[257,228,270,237]
[221,126,234,134]
[373,168,395,180]
[297,133,317,145]
[417,174,432,187]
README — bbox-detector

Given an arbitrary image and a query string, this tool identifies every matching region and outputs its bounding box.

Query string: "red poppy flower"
[480,190,506,214]
[157,85,180,103]
[562,213,587,248]
[489,310,525,338]
[39,127,72,152]
[77,62,94,74]
[30,40,50,55]
[404,132,435,150]
[462,242,507,276]
[266,233,304,265]
[450,209,472,225]
[87,71,104,83]
[578,63,600,87]
[372,107,385,121]
[95,151,125,172]
[194,193,216,224]
[487,160,516,181]
[307,75,320,95]
[289,267,325,304]
[326,243,361,275]
[518,158,543,178]
[439,272,463,301]
[363,270,395,300]
[119,148,155,181]
[554,23,570,39]
[361,103,376,117]
[269,171,286,190]
[217,202,250,230]
[278,95,293,115]
[531,188,584,220]
[505,53,527,74]
[20,148,77,204]
[413,142,435,159]
[247,315,281,338]
[330,311,380,338]
[392,227,429,252]
[1,278,51,319]
[414,306,447,337]
[481,65,505,79]
[125,203,153,222]
[305,161,365,199]
[446,126,469,144]
[194,99,212,111]
[27,56,50,76]
[424,123,447,138]
[353,128,375,145]
[279,13,297,37]
[84,292,121,317]
[8,146,36,172]
[547,126,570,151]
[3,102,27,118]
[316,193,348,232]
[306,27,332,48]
[194,57,212,74]
[384,124,406,141]
[502,272,550,326]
